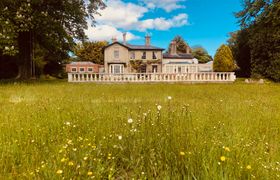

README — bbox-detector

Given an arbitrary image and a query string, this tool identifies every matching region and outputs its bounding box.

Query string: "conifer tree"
[213,44,236,72]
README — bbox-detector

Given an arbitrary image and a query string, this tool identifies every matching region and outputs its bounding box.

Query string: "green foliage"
[227,30,251,77]
[191,46,213,63]
[235,0,280,81]
[168,36,192,54]
[0,83,280,179]
[213,45,236,72]
[0,0,105,78]
[74,41,108,64]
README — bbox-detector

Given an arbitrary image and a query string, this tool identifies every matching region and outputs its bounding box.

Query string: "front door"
[110,64,124,74]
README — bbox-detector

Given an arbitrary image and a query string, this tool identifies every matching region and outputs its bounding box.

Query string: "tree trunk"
[17,31,33,79]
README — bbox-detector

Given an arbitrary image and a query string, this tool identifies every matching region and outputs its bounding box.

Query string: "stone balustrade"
[68,72,236,83]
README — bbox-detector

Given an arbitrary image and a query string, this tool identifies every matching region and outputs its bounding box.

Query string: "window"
[88,67,93,72]
[130,52,135,59]
[80,68,85,72]
[153,52,157,59]
[152,65,158,73]
[114,50,119,59]
[71,67,77,72]
[142,52,146,59]
[110,64,124,74]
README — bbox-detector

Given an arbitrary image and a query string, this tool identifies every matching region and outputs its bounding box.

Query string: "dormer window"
[153,52,157,59]
[142,52,146,59]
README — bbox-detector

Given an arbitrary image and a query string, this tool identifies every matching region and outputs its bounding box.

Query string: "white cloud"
[139,13,188,31]
[84,0,189,42]
[95,0,148,30]
[140,0,186,12]
[85,24,139,41]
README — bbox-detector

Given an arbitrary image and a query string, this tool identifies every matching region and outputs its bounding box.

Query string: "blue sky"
[86,0,243,56]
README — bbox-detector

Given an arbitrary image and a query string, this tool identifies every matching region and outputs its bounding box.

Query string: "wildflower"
[83,157,88,161]
[72,148,77,151]
[61,158,67,162]
[157,105,162,111]
[68,161,74,166]
[246,165,252,170]
[65,122,71,126]
[220,156,226,162]
[180,152,185,156]
[224,147,230,152]
[118,135,122,140]
[56,170,63,174]
[128,118,133,124]
[167,96,172,100]
[143,113,147,116]
[87,171,93,176]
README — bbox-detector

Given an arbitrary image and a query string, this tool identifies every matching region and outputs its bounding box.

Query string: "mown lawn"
[0,82,280,179]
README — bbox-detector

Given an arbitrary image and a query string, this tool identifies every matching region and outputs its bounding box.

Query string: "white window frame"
[79,67,85,72]
[71,67,77,72]
[87,67,93,72]
[142,51,146,59]
[152,52,157,59]
[109,64,124,74]
[130,51,135,59]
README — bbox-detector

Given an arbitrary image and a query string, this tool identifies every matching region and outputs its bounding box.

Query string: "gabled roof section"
[163,53,194,59]
[104,42,164,51]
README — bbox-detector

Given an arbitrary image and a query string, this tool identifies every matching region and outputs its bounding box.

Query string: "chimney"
[112,37,117,43]
[170,41,177,55]
[123,32,127,44]
[145,35,151,46]
[186,45,192,54]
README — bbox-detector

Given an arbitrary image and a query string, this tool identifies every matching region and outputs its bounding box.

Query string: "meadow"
[0,81,280,179]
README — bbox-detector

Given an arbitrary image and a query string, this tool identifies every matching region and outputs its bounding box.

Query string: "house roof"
[163,53,194,59]
[104,42,165,51]
[166,62,193,64]
[69,62,96,65]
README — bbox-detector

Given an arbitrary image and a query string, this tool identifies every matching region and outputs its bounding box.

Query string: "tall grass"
[0,82,280,179]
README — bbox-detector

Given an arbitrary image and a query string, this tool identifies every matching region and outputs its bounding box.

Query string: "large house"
[103,34,213,74]
[103,33,164,74]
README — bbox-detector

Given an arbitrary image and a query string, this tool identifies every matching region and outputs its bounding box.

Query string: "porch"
[68,72,236,83]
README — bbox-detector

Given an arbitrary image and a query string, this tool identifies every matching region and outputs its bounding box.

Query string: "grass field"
[0,82,280,179]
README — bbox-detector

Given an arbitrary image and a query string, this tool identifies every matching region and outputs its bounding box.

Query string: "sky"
[85,0,243,56]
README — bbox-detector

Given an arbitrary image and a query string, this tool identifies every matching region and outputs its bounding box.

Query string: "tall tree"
[191,46,213,63]
[213,44,236,72]
[0,0,105,79]
[236,0,280,81]
[168,36,192,54]
[227,30,251,77]
[74,41,108,64]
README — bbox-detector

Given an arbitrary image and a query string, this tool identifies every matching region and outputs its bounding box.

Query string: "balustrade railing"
[68,72,236,83]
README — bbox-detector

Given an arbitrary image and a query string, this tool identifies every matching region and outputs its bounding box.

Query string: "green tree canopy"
[234,0,280,81]
[0,0,105,79]
[168,36,192,54]
[191,46,213,63]
[74,41,108,64]
[213,44,236,72]
[227,30,251,77]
